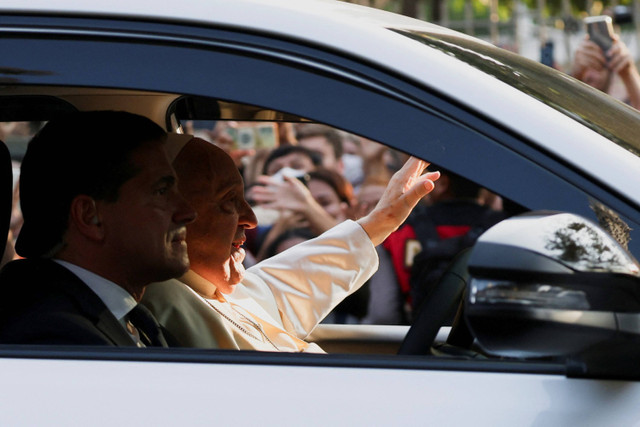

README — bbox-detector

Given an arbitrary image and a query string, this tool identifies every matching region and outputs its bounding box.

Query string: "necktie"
[127,304,169,347]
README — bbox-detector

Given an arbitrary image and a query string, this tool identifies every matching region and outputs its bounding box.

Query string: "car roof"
[2,0,640,207]
[0,0,453,34]
[0,0,477,70]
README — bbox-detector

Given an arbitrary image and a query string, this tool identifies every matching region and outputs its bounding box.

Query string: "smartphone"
[584,15,615,52]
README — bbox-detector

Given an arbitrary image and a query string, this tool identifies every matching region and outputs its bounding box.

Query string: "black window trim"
[0,345,568,377]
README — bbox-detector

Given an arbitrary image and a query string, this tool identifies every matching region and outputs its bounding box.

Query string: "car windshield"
[395,29,640,157]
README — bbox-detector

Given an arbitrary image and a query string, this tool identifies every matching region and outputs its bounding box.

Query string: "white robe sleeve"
[227,220,379,338]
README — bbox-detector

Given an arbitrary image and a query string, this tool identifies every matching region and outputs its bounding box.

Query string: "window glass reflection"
[483,213,640,275]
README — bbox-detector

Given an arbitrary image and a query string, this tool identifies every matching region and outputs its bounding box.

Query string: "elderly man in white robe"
[142,136,439,352]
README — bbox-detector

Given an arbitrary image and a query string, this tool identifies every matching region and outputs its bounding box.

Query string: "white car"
[2,0,640,425]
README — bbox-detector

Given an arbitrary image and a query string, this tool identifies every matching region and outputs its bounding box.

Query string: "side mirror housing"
[465,211,640,359]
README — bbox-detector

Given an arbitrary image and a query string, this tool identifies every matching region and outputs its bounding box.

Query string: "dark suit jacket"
[0,259,140,346]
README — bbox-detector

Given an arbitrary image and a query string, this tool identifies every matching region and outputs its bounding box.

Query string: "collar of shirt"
[53,259,138,322]
[178,271,310,352]
[180,270,222,301]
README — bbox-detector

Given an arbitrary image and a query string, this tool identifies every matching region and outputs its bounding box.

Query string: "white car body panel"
[2,358,639,426]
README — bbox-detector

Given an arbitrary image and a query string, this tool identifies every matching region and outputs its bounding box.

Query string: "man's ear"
[68,195,103,241]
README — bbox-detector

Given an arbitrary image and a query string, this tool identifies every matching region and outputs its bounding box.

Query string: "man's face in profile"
[174,140,258,294]
[98,142,195,288]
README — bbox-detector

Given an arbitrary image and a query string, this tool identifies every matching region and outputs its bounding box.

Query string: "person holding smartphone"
[571,16,640,110]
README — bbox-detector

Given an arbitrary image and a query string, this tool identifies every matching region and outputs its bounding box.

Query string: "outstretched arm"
[357,157,439,246]
[607,36,640,110]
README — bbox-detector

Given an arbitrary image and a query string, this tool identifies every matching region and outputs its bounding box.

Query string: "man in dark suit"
[0,111,196,346]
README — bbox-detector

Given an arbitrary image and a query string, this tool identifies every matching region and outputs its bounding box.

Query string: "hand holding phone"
[584,15,615,52]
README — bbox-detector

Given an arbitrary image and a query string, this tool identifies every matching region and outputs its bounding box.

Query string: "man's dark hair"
[16,110,167,258]
[261,145,321,175]
[296,125,344,159]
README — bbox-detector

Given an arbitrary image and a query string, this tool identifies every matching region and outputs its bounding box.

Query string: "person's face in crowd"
[265,152,316,176]
[175,141,258,294]
[355,183,386,218]
[583,66,612,92]
[298,136,339,171]
[342,136,360,155]
[98,142,196,287]
[307,178,349,222]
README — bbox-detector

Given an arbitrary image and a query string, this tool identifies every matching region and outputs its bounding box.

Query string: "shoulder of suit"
[0,258,80,298]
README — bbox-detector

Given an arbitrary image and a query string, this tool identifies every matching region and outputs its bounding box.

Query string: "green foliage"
[345,0,636,25]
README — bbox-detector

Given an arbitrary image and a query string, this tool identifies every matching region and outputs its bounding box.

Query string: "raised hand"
[357,157,440,246]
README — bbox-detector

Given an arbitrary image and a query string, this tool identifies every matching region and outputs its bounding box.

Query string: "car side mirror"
[464,210,640,359]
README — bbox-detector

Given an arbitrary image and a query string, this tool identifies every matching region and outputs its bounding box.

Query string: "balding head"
[172,138,257,294]
[173,138,230,203]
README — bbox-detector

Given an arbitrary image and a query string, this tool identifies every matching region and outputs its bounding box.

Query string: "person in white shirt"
[142,136,439,352]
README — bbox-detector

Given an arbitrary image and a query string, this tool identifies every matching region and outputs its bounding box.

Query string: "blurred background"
[343,0,639,71]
